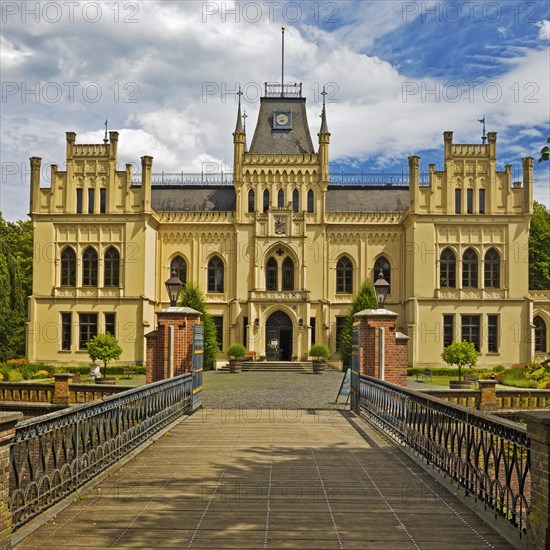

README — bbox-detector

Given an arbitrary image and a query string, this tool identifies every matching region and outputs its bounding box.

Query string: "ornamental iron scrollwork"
[358,375,531,536]
[9,373,195,531]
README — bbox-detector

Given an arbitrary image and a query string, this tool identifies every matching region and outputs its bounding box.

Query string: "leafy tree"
[86,333,123,377]
[441,341,478,381]
[529,201,550,290]
[538,137,550,163]
[0,213,32,361]
[179,282,219,370]
[337,281,378,369]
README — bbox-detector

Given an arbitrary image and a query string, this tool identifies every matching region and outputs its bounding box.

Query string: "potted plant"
[309,344,330,374]
[442,340,478,389]
[227,343,247,373]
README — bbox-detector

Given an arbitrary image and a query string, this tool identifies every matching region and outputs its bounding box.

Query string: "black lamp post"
[373,270,390,309]
[165,270,182,307]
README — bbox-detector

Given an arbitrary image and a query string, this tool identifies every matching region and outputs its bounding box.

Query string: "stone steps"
[218,361,314,373]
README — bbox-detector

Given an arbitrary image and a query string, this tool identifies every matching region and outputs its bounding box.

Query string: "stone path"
[15,372,514,549]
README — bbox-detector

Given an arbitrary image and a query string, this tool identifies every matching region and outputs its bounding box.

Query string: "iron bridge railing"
[358,376,531,537]
[9,373,194,531]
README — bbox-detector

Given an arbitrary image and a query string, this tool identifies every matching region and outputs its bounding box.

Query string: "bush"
[0,372,3,381]
[6,357,29,367]
[31,370,51,380]
[7,369,23,382]
[309,344,330,360]
[227,343,246,359]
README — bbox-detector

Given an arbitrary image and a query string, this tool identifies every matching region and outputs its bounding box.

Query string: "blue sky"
[1,0,549,220]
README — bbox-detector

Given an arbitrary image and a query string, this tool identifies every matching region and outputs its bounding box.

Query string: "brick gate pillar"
[1,412,22,550]
[145,307,202,384]
[354,309,409,387]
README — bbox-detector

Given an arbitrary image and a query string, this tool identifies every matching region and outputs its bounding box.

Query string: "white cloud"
[536,20,550,40]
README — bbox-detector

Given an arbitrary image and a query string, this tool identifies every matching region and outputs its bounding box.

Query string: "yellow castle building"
[26,82,549,368]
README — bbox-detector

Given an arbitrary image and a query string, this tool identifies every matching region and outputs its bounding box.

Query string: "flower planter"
[229,360,242,373]
[312,360,325,374]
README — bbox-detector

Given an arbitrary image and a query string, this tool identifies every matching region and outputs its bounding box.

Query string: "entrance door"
[266,311,293,361]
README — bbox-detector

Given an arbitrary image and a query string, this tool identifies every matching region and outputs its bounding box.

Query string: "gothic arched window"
[462,248,478,288]
[82,247,98,287]
[440,248,456,288]
[282,257,294,291]
[207,256,224,293]
[307,189,314,213]
[60,247,76,286]
[104,247,120,287]
[278,188,284,208]
[534,316,547,353]
[266,257,278,290]
[292,189,299,212]
[484,248,500,288]
[336,256,353,294]
[263,189,269,212]
[248,189,255,213]
[170,256,187,285]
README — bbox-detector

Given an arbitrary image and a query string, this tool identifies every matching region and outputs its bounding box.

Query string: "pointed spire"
[235,86,244,133]
[320,86,329,134]
[103,118,109,144]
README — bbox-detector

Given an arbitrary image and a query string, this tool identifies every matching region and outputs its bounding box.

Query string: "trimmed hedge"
[407,367,499,377]
[54,365,146,376]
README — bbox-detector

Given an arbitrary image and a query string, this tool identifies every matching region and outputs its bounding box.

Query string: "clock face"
[273,110,291,129]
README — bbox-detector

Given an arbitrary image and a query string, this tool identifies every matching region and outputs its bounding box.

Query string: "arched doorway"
[266,311,293,361]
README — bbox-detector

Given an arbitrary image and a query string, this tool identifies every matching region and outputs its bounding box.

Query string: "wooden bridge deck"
[15,407,514,549]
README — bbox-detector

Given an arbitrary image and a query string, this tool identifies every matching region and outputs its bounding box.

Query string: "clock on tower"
[273,110,292,130]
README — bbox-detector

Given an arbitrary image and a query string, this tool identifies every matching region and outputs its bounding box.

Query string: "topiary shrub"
[227,343,247,360]
[309,344,330,361]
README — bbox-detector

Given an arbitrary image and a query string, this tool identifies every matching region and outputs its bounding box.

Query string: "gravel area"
[202,370,348,410]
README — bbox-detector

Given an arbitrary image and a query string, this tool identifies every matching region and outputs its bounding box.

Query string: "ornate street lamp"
[165,270,182,307]
[373,270,390,309]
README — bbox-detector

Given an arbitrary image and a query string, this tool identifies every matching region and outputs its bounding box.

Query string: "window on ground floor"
[487,315,499,353]
[461,315,480,352]
[79,313,98,350]
[61,312,72,350]
[443,315,454,348]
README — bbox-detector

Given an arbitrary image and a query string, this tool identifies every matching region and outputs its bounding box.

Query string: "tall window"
[336,256,353,294]
[88,188,95,214]
[467,188,473,214]
[100,188,106,214]
[534,316,547,353]
[248,189,255,213]
[170,256,187,285]
[104,247,120,287]
[307,189,314,213]
[462,249,478,288]
[461,315,480,351]
[310,317,316,346]
[266,257,278,290]
[61,313,72,350]
[278,188,284,208]
[443,315,454,347]
[455,188,461,214]
[292,189,299,212]
[76,189,83,214]
[440,249,456,288]
[60,247,76,286]
[79,313,98,349]
[82,247,98,286]
[212,316,223,350]
[208,256,224,293]
[484,249,500,288]
[374,256,391,294]
[282,257,294,291]
[479,189,485,214]
[263,189,269,212]
[487,315,498,352]
[105,313,116,337]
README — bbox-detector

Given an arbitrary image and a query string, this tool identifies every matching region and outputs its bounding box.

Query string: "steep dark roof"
[326,189,409,212]
[151,188,236,211]
[150,187,408,213]
[249,98,315,154]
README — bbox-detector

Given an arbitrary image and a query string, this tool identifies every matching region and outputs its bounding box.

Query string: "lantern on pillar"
[373,270,390,309]
[165,270,182,307]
